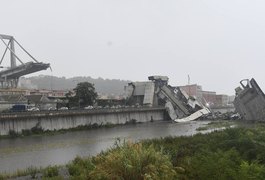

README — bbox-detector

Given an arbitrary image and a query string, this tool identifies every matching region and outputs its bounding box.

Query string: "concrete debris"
[200,111,241,121]
[234,78,265,121]
[125,76,210,122]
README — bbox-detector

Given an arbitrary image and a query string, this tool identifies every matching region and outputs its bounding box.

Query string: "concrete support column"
[10,38,16,68]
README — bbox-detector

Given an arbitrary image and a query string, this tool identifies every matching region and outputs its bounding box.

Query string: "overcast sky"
[1,0,265,95]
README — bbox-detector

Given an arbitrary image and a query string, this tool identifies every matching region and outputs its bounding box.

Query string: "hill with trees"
[20,75,131,96]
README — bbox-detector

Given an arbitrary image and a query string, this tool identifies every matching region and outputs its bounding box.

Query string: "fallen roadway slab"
[234,78,265,121]
[174,107,211,123]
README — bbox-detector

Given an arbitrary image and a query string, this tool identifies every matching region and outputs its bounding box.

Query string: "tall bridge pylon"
[0,34,50,88]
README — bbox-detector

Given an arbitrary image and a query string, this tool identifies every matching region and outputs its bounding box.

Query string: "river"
[0,120,212,173]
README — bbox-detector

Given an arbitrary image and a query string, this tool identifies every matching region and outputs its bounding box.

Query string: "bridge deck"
[0,62,50,80]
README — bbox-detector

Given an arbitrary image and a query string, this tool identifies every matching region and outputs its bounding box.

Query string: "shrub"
[43,166,59,178]
[31,126,44,134]
[187,149,242,179]
[89,142,176,180]
[125,119,137,124]
[238,161,265,179]
[67,156,95,179]
[8,130,18,137]
[22,129,32,136]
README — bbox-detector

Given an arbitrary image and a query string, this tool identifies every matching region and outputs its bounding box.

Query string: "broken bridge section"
[125,75,210,122]
[234,78,265,121]
[0,34,50,88]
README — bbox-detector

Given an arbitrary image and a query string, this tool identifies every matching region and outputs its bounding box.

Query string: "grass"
[0,165,64,179]
[0,166,41,179]
[196,120,236,131]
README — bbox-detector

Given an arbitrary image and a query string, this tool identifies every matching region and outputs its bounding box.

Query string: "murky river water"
[0,120,212,173]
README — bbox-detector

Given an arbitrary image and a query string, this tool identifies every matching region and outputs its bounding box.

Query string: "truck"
[10,104,27,112]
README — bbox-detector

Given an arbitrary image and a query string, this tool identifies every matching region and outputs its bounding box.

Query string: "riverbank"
[0,119,139,139]
[2,122,264,179]
[0,119,233,139]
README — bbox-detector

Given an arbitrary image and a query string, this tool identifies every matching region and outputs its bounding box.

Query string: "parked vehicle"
[84,106,93,110]
[48,107,57,111]
[59,107,68,110]
[10,104,27,112]
[27,107,40,111]
[94,106,102,109]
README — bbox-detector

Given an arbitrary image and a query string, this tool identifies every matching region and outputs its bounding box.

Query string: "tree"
[73,82,98,108]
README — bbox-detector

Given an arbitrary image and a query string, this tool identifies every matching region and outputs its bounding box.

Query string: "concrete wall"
[0,107,166,135]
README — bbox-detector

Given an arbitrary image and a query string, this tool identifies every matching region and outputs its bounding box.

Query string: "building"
[179,84,232,107]
[26,94,57,110]
[215,94,229,107]
[0,88,29,96]
[178,84,203,100]
[29,89,67,97]
[202,91,217,105]
[0,88,67,111]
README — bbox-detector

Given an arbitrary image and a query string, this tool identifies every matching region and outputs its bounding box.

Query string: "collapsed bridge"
[125,76,210,122]
[0,34,50,88]
[234,78,265,121]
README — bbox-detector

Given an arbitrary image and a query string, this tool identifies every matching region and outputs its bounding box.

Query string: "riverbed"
[0,120,215,173]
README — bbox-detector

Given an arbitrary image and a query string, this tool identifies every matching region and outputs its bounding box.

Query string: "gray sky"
[1,0,265,95]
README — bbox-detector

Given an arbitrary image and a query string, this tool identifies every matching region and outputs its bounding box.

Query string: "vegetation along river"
[0,120,232,173]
